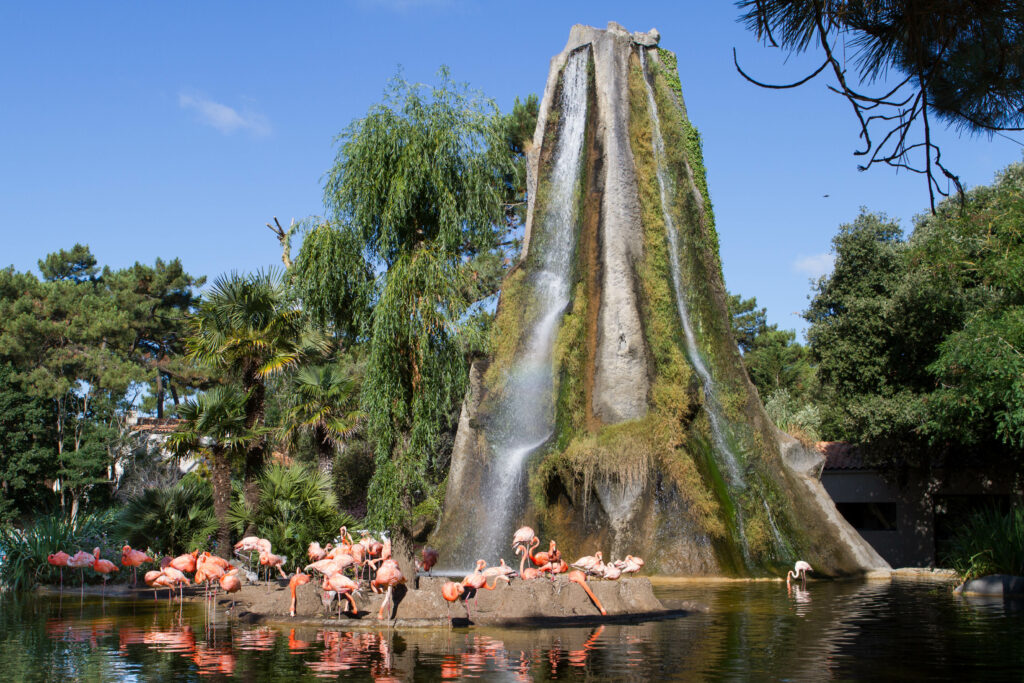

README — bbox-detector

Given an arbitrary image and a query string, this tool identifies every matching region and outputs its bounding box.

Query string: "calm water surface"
[1,580,1021,681]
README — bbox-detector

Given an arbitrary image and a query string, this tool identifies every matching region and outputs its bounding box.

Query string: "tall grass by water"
[943,506,1024,579]
[0,510,115,591]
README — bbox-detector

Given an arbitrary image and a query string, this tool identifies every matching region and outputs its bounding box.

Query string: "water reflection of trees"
[2,584,1022,680]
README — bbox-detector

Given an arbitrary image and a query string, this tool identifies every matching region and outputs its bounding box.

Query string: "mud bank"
[222,575,695,629]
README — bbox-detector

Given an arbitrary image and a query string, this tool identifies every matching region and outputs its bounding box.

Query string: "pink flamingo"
[307,542,330,563]
[169,550,198,574]
[324,573,360,617]
[441,581,465,625]
[92,548,119,595]
[371,559,405,620]
[613,555,645,574]
[259,550,289,588]
[511,526,535,552]
[120,545,155,587]
[161,566,190,601]
[67,550,96,597]
[571,551,603,574]
[568,570,606,616]
[289,571,311,617]
[47,551,70,594]
[462,560,510,609]
[144,570,174,603]
[786,560,812,588]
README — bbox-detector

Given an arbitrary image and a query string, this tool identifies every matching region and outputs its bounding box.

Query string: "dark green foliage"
[737,0,1024,133]
[37,243,99,282]
[168,384,260,556]
[738,1,1024,207]
[0,510,116,591]
[283,359,364,475]
[916,164,1024,449]
[114,474,217,557]
[806,162,1024,473]
[228,463,355,572]
[942,506,1024,579]
[728,293,769,353]
[725,291,819,440]
[185,269,328,518]
[804,211,925,457]
[290,221,374,345]
[321,68,516,531]
[0,363,55,523]
[0,246,204,518]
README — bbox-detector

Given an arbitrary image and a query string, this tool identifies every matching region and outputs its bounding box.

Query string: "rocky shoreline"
[234,576,693,629]
[36,575,697,629]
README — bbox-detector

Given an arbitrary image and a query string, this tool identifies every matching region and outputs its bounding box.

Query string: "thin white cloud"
[793,253,835,279]
[178,93,271,137]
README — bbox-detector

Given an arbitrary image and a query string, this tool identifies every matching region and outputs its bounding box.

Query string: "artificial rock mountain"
[433,23,888,576]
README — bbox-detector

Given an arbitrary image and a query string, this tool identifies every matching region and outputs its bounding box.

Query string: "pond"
[0,579,1021,681]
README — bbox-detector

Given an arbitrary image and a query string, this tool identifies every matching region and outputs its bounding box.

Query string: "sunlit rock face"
[434,23,888,577]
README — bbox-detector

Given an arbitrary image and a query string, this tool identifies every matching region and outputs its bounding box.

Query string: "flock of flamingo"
[45,523,812,625]
[439,525,646,624]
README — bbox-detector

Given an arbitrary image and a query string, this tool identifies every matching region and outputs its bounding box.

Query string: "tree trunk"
[391,526,419,590]
[315,425,333,478]
[242,364,266,536]
[211,449,233,559]
[155,370,165,419]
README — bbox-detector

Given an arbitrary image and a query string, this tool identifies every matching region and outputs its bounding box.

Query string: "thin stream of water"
[462,47,591,565]
[637,48,759,562]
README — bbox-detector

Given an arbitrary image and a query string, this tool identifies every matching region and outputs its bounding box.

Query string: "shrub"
[228,463,356,571]
[0,510,116,591]
[942,506,1024,580]
[114,473,217,557]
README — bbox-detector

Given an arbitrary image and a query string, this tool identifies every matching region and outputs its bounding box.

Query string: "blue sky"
[2,1,1021,336]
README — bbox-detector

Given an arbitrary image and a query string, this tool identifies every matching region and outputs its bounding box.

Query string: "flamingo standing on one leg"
[786,560,813,589]
[220,569,242,611]
[67,550,96,598]
[92,548,119,596]
[48,551,70,594]
[121,545,155,587]
[441,581,465,626]
[568,570,606,616]
[511,526,535,553]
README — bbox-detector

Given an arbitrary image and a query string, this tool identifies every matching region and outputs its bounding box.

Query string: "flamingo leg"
[377,586,392,620]
[577,581,606,616]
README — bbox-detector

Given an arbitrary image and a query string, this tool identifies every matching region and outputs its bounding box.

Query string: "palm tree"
[185,270,327,516]
[167,385,256,557]
[284,362,364,477]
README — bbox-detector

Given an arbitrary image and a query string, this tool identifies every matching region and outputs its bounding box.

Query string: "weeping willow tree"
[300,68,522,573]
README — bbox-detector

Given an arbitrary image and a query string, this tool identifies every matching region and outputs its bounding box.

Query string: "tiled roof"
[815,441,868,470]
[129,417,182,434]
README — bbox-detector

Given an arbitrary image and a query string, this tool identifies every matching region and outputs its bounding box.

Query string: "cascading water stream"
[637,48,760,563]
[463,47,591,565]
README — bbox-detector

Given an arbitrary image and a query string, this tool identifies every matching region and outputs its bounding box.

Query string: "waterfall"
[466,47,591,565]
[637,48,758,563]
